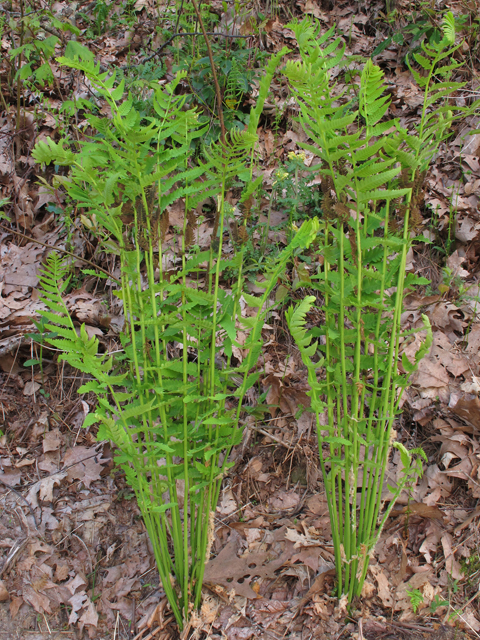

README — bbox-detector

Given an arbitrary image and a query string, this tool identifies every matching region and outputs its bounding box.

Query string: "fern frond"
[249,47,289,135]
[360,60,391,131]
[441,11,455,46]
[32,137,75,166]
[203,129,258,179]
[286,17,322,53]
[286,296,317,359]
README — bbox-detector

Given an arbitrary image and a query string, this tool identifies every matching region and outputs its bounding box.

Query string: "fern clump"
[284,13,476,601]
[31,48,321,628]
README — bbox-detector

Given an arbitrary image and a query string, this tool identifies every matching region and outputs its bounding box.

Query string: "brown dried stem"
[190,0,226,146]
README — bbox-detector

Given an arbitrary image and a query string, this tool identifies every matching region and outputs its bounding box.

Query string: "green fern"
[284,15,459,603]
[33,53,319,630]
[285,296,317,362]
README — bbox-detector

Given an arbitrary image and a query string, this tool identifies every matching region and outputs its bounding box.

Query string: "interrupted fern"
[283,15,439,603]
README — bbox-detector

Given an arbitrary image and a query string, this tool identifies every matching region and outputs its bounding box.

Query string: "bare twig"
[0,537,29,578]
[132,30,251,69]
[253,425,295,450]
[132,626,162,640]
[388,621,435,633]
[72,532,93,574]
[0,477,39,528]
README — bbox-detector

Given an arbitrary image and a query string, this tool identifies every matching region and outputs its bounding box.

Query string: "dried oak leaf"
[441,533,463,580]
[63,445,108,488]
[395,571,433,615]
[369,564,394,608]
[466,324,480,356]
[79,596,99,630]
[204,530,293,599]
[410,357,450,389]
[449,394,480,432]
[26,472,67,509]
[0,580,9,601]
[43,428,62,453]
[23,585,52,614]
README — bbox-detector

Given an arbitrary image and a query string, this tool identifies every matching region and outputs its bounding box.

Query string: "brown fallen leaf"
[410,356,450,389]
[465,324,480,355]
[446,250,469,279]
[26,472,67,509]
[427,302,466,334]
[204,530,294,599]
[69,591,88,624]
[454,506,480,533]
[419,520,442,564]
[264,130,274,157]
[9,596,23,618]
[390,502,443,520]
[441,533,463,581]
[79,596,99,630]
[395,570,433,615]
[449,394,480,431]
[23,585,52,614]
[63,445,109,488]
[43,428,62,453]
[0,580,9,601]
[456,216,480,243]
[430,332,470,378]
[294,564,336,614]
[460,607,480,633]
[23,380,41,396]
[269,490,300,511]
[0,117,14,177]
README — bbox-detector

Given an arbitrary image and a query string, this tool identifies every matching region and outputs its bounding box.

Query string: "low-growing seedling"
[430,594,449,614]
[407,587,424,613]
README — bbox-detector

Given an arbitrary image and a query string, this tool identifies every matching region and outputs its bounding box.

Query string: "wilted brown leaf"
[441,533,463,580]
[449,394,480,431]
[204,530,294,599]
[23,585,52,614]
[63,445,109,488]
[43,428,62,453]
[26,472,67,509]
[0,580,9,601]
[410,356,449,388]
[369,565,394,608]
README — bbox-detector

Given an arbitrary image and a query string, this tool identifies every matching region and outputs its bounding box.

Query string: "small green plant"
[164,3,265,143]
[438,266,468,299]
[430,594,448,614]
[462,552,480,590]
[8,9,80,91]
[375,2,447,58]
[91,0,111,36]
[284,13,477,602]
[407,587,424,613]
[32,46,315,630]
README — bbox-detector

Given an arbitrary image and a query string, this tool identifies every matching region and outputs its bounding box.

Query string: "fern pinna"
[284,13,473,601]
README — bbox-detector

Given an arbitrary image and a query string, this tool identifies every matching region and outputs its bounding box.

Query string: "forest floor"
[1,0,480,638]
